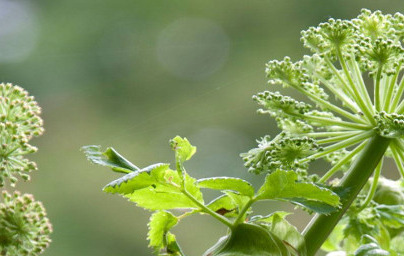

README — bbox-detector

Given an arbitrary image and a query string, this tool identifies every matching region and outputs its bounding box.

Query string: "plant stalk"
[300,135,391,256]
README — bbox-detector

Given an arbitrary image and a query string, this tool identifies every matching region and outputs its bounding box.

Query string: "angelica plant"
[83,9,404,256]
[0,83,52,255]
[83,137,339,256]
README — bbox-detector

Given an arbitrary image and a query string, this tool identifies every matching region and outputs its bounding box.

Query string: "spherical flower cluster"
[0,191,52,255]
[241,134,321,180]
[0,83,43,186]
[243,9,404,182]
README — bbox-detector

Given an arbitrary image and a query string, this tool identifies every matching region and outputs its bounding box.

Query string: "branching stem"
[335,49,375,124]
[319,140,367,183]
[300,135,391,256]
[317,131,362,144]
[181,188,234,229]
[233,198,255,225]
[301,114,371,130]
[300,130,374,163]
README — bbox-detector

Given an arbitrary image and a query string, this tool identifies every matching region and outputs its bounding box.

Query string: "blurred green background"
[1,0,404,255]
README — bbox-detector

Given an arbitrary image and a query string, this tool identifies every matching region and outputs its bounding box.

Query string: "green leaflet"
[197,177,255,197]
[343,206,391,250]
[165,232,184,256]
[391,232,404,254]
[290,198,340,214]
[206,195,238,217]
[170,136,196,163]
[354,244,390,256]
[148,211,178,251]
[103,163,169,194]
[206,192,255,218]
[125,169,203,210]
[256,170,340,212]
[375,204,404,228]
[270,214,307,256]
[127,187,197,210]
[225,191,251,218]
[82,145,139,173]
[354,235,390,256]
[249,211,291,224]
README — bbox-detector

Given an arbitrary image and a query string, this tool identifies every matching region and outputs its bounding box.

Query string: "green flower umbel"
[0,191,52,255]
[243,9,404,182]
[0,83,44,186]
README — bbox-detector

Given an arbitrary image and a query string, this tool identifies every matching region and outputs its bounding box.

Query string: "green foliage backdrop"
[1,0,404,255]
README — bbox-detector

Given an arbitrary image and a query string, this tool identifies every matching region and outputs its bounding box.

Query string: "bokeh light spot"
[0,0,38,63]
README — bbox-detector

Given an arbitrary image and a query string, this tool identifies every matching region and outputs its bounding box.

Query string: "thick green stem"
[300,135,390,256]
[233,198,255,225]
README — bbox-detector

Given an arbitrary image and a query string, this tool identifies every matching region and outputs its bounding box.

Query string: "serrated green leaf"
[82,145,139,173]
[197,177,255,197]
[343,207,391,250]
[103,163,170,195]
[344,216,375,242]
[256,170,340,212]
[128,187,197,210]
[165,232,184,256]
[290,198,340,214]
[354,242,390,256]
[148,211,178,251]
[126,170,203,210]
[170,136,196,163]
[249,211,291,224]
[206,195,238,217]
[270,213,307,256]
[375,204,404,228]
[225,191,251,209]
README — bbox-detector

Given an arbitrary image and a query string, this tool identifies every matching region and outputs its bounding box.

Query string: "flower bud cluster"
[266,57,309,86]
[254,91,312,118]
[355,38,404,76]
[241,135,321,175]
[246,9,404,255]
[276,118,313,135]
[301,19,356,59]
[248,9,404,181]
[0,83,43,186]
[375,111,404,138]
[0,191,52,255]
[353,10,395,41]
